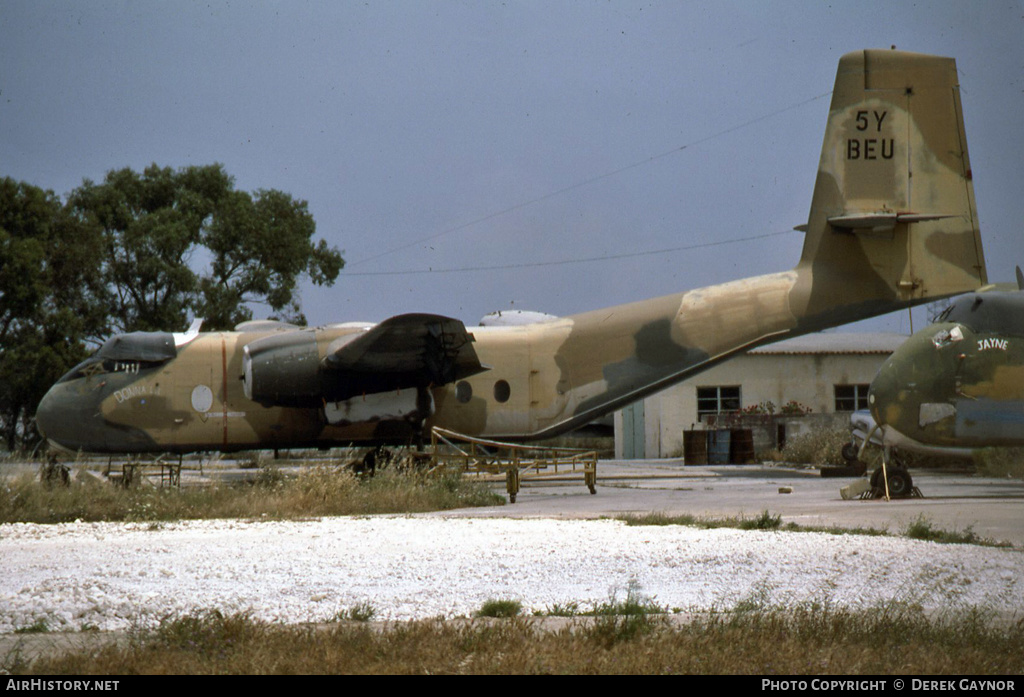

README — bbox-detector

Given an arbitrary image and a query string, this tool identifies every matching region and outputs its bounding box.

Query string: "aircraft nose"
[868,364,899,426]
[34,381,105,452]
[35,386,60,440]
[868,325,959,433]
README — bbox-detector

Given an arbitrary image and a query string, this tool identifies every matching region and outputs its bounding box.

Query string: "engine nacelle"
[243,331,324,408]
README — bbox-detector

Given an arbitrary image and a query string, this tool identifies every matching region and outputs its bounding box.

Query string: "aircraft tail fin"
[796,49,987,323]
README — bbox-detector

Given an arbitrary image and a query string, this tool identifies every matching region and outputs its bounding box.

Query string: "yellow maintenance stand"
[430,426,598,503]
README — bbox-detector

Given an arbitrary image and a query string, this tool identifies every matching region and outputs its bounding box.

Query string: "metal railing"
[430,426,597,503]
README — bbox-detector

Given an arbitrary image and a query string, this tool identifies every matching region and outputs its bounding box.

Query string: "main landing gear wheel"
[841,442,859,462]
[871,466,914,498]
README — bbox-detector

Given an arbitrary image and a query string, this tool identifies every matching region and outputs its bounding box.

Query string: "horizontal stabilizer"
[826,212,955,231]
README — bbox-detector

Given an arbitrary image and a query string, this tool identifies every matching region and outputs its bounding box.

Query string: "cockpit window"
[931,325,964,349]
[95,332,177,362]
[58,331,177,383]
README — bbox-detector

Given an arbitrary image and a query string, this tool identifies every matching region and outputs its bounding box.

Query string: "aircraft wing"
[323,313,488,392]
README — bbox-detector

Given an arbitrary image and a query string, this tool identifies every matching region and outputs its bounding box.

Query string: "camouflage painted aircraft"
[37,49,990,455]
[866,269,1024,459]
[844,271,1022,497]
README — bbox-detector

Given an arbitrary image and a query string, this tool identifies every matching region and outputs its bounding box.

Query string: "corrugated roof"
[748,332,908,355]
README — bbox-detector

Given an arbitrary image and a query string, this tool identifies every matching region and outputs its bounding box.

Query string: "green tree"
[0,179,107,450]
[1,165,343,451]
[66,165,211,332]
[68,163,344,332]
[199,187,344,328]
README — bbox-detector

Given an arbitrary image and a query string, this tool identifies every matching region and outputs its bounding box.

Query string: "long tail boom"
[467,49,987,439]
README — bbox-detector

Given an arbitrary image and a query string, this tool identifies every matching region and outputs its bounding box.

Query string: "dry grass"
[7,601,1022,675]
[0,465,504,524]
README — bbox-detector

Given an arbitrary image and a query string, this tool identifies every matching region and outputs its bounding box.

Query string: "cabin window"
[696,386,741,421]
[834,384,870,411]
[455,381,473,403]
[493,380,511,403]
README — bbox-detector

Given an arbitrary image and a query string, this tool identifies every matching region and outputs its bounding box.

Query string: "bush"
[775,428,851,466]
[974,447,1024,480]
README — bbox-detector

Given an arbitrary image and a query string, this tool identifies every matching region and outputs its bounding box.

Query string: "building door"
[621,401,646,459]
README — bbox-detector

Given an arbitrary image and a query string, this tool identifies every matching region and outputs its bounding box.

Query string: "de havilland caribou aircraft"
[37,50,990,455]
[846,269,1024,496]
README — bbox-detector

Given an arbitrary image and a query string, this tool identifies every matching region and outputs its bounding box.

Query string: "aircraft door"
[528,329,572,434]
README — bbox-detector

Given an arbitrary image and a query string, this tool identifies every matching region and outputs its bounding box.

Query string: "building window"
[834,384,870,411]
[697,386,741,421]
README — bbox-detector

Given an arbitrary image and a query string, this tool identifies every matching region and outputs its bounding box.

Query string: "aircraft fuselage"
[868,291,1024,455]
[37,270,806,453]
[34,50,993,455]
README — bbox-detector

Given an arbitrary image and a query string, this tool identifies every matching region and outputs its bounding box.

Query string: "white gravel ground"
[2,516,1022,633]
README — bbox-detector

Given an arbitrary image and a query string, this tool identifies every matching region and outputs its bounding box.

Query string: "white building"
[615,332,908,459]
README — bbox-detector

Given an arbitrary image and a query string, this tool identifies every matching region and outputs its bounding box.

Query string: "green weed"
[335,603,377,623]
[13,619,49,634]
[903,515,1010,547]
[619,511,1009,547]
[475,599,523,619]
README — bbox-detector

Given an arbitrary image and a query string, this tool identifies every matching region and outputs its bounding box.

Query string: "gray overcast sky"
[2,1,1022,333]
